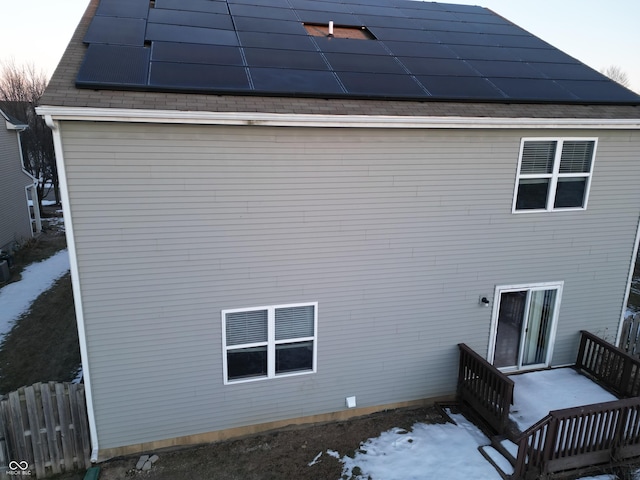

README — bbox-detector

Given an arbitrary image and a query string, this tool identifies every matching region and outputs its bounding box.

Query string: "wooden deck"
[458,331,640,479]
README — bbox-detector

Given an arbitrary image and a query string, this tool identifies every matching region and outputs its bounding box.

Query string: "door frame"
[487,281,564,372]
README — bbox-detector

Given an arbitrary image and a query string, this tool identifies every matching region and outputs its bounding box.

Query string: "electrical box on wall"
[346,396,356,408]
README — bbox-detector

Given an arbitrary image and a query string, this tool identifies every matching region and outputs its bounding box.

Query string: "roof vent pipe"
[328,21,334,37]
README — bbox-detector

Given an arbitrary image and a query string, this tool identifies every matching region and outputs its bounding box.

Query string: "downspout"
[15,129,42,234]
[617,211,640,346]
[44,115,100,462]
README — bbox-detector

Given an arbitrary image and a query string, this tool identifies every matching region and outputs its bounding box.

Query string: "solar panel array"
[77,0,640,103]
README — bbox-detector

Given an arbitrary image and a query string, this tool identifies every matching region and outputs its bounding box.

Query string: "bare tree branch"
[0,59,58,215]
[601,65,631,89]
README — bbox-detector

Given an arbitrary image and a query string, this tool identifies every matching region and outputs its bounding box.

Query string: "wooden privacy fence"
[0,382,91,479]
[457,343,514,434]
[577,330,640,398]
[620,313,640,359]
[513,396,640,480]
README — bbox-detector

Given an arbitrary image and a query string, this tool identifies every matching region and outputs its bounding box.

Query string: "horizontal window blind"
[275,305,315,340]
[226,309,268,346]
[520,141,556,174]
[559,141,594,173]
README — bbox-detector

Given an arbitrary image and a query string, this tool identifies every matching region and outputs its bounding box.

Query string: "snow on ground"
[0,249,70,341]
[334,411,502,480]
[317,369,632,480]
[509,368,617,431]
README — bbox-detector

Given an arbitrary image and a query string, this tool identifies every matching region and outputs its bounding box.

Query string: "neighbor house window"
[222,302,317,384]
[513,138,597,212]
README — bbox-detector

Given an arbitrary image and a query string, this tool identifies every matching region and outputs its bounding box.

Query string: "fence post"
[540,415,559,476]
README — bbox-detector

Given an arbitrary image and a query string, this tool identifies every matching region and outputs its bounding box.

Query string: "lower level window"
[222,302,317,383]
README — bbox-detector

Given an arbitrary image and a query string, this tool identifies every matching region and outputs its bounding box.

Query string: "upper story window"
[513,138,597,213]
[222,302,317,384]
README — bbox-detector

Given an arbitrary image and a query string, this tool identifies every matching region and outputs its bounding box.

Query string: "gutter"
[44,115,100,463]
[36,106,640,130]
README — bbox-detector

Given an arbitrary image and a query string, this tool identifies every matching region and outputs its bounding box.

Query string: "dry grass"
[0,209,80,394]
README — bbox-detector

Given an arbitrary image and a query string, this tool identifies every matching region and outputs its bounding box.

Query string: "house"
[37,0,640,462]
[0,108,40,259]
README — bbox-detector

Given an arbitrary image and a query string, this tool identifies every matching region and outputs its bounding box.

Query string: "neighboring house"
[0,108,40,255]
[37,0,640,461]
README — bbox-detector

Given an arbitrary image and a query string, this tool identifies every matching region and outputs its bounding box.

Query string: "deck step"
[491,435,518,466]
[479,445,514,480]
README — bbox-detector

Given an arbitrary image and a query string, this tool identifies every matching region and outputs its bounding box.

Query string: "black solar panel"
[296,11,363,26]
[490,78,577,101]
[338,72,427,96]
[76,0,640,104]
[313,37,389,55]
[95,0,148,18]
[77,44,149,87]
[152,42,244,66]
[238,31,316,51]
[146,24,239,46]
[233,17,307,35]
[244,48,328,70]
[154,0,229,14]
[399,57,480,76]
[148,9,234,30]
[84,16,147,46]
[227,0,289,6]
[228,4,299,21]
[150,63,250,90]
[418,75,503,98]
[250,68,344,94]
[325,53,405,74]
[467,60,544,79]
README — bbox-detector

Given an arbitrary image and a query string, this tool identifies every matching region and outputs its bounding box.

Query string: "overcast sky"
[1,0,638,93]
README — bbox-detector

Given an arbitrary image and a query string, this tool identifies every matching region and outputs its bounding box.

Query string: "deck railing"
[513,396,640,479]
[576,330,640,398]
[457,343,514,434]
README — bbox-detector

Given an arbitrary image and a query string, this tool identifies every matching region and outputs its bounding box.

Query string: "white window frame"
[512,137,598,213]
[222,302,318,385]
[487,281,563,372]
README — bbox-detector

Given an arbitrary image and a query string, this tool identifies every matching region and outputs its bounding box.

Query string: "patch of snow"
[72,367,83,384]
[28,200,57,207]
[509,368,617,431]
[326,449,340,459]
[307,451,322,467]
[481,446,514,476]
[499,438,518,459]
[0,250,70,341]
[337,411,501,480]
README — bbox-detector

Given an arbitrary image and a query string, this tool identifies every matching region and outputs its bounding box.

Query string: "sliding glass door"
[491,283,563,370]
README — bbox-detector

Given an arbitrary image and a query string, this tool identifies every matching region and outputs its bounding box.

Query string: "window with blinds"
[222,302,317,383]
[514,138,597,212]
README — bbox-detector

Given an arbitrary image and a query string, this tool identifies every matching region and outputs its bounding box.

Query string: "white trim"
[35,106,640,130]
[46,117,100,462]
[15,129,42,235]
[221,302,318,385]
[487,281,564,372]
[512,137,598,213]
[618,215,640,346]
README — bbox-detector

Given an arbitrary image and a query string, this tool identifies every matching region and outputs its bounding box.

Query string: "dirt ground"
[51,406,449,480]
[0,208,80,394]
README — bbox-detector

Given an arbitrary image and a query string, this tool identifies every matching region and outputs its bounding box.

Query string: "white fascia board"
[36,106,640,130]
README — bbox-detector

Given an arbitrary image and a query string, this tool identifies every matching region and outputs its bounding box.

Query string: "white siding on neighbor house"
[58,121,640,449]
[0,125,33,251]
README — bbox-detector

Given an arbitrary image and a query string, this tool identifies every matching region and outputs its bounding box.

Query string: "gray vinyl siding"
[58,121,640,449]
[0,126,32,251]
